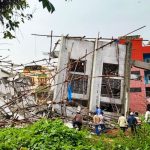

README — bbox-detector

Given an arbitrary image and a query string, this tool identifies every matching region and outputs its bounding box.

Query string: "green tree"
[0,0,55,39]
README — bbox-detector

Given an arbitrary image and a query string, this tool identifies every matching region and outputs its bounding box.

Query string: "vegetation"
[0,119,94,150]
[94,123,150,150]
[0,0,55,39]
[0,119,150,150]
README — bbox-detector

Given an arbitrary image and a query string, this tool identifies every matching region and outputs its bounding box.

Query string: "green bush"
[1,119,150,150]
[0,119,95,150]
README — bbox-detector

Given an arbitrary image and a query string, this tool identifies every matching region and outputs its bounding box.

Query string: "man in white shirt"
[145,110,150,124]
[99,114,106,132]
[118,113,128,133]
[93,112,100,135]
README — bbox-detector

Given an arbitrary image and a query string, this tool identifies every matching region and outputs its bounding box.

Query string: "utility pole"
[122,41,132,116]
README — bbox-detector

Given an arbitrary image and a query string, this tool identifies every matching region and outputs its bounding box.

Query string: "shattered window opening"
[102,63,119,75]
[130,87,141,92]
[69,74,88,94]
[100,102,121,113]
[69,59,86,73]
[146,87,150,97]
[101,78,121,99]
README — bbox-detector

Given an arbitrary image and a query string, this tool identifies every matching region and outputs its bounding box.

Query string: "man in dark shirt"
[127,112,137,134]
[72,111,83,131]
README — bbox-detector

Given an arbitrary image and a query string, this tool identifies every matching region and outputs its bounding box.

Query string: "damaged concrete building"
[0,72,36,119]
[0,64,54,122]
[54,36,131,114]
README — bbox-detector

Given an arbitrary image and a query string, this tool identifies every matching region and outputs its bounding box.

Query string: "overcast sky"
[0,0,150,64]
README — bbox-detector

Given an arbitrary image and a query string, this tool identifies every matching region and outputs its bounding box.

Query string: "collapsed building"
[53,36,132,115]
[2,34,150,127]
[0,69,37,118]
[0,66,53,122]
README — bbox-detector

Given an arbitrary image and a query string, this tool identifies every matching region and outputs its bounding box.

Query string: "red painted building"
[120,36,150,113]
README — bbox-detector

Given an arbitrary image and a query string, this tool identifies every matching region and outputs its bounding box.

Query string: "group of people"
[72,105,150,136]
[118,109,150,134]
[72,106,105,133]
[118,112,139,134]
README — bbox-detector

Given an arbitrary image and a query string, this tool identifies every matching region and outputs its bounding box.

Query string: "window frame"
[130,87,141,92]
[69,59,86,73]
[69,73,88,94]
[102,63,119,76]
[147,74,150,84]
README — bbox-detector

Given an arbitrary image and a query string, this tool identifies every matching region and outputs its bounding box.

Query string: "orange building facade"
[23,65,51,103]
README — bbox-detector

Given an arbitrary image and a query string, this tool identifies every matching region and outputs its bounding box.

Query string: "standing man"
[93,112,101,135]
[118,113,128,133]
[72,111,83,131]
[127,112,137,134]
[134,112,141,127]
[99,114,106,133]
[145,109,150,124]
[47,101,52,118]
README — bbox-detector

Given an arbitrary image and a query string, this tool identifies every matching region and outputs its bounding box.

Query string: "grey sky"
[0,0,150,64]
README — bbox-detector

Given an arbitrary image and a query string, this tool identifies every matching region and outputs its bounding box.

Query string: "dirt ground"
[105,128,132,136]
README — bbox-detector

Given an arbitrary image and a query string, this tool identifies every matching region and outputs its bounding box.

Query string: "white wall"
[53,37,68,102]
[89,40,126,111]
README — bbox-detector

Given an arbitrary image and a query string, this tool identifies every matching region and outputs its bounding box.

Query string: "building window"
[38,78,47,86]
[130,88,141,92]
[144,70,150,84]
[101,78,121,98]
[143,53,150,63]
[146,87,150,97]
[69,59,86,73]
[24,65,42,71]
[102,63,119,76]
[147,75,150,84]
[30,77,35,85]
[145,58,150,63]
[131,71,141,80]
[69,74,88,94]
[131,71,140,76]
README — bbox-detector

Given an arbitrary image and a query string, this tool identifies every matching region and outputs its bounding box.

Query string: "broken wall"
[53,37,94,103]
[89,40,126,112]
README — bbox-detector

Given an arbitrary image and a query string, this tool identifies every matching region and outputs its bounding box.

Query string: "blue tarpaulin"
[68,83,72,102]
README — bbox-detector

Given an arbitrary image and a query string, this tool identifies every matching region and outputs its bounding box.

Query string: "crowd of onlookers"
[72,105,150,135]
[118,112,138,134]
[118,109,150,134]
[72,106,105,135]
